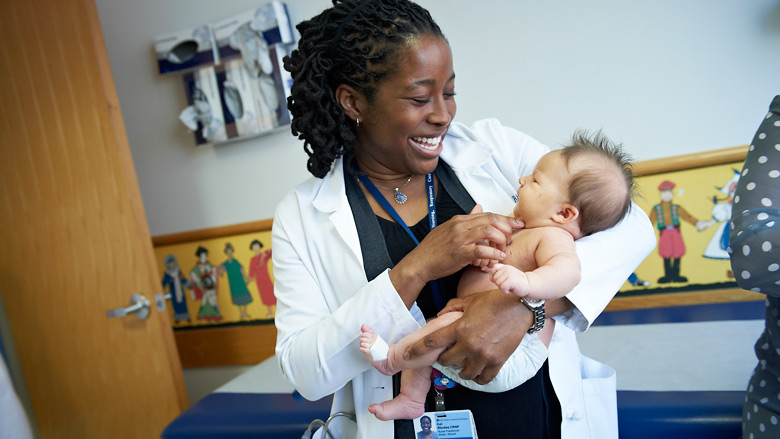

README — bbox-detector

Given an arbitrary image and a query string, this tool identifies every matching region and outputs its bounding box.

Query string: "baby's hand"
[470,241,505,269]
[488,263,529,297]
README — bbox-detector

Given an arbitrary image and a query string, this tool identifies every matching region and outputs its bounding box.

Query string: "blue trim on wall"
[592,299,765,326]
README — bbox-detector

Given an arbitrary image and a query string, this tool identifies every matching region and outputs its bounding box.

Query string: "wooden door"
[0,0,189,438]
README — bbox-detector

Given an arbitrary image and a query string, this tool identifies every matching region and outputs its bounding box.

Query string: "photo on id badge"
[414,410,477,439]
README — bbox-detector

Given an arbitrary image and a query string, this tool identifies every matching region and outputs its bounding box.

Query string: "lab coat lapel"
[442,132,518,215]
[311,159,365,275]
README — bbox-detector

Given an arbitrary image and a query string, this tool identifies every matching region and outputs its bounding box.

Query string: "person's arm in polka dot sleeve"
[729,95,780,296]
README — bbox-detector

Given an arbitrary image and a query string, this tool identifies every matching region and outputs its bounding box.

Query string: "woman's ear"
[335,84,363,121]
[553,203,580,225]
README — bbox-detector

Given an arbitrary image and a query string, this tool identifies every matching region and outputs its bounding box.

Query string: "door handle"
[154,293,171,312]
[106,293,150,320]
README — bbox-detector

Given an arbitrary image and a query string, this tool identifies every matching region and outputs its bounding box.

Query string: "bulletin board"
[607,145,764,310]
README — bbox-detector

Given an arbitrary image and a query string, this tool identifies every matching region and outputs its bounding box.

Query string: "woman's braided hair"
[283,0,444,178]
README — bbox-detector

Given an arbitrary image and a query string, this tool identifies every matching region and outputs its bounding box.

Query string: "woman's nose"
[428,96,452,126]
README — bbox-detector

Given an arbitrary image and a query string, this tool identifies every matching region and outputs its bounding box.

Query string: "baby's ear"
[553,203,579,224]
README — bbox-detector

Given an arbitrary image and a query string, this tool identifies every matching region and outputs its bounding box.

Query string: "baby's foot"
[368,393,426,421]
[359,324,397,376]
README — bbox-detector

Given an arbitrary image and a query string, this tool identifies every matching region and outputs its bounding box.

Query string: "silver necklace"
[372,175,413,204]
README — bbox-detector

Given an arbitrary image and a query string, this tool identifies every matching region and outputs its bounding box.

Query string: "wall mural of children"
[648,180,711,284]
[627,272,651,287]
[701,169,741,262]
[190,246,222,322]
[161,254,191,322]
[247,239,275,319]
[219,242,254,320]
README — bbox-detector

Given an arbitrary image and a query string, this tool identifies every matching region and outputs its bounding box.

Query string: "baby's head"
[513,130,634,238]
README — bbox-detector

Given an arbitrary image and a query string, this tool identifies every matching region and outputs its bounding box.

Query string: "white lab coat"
[273,118,656,439]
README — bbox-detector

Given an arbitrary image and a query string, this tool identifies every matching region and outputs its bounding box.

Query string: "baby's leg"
[368,366,432,421]
[360,312,462,376]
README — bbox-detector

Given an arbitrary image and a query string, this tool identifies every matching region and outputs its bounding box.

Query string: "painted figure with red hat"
[648,180,709,283]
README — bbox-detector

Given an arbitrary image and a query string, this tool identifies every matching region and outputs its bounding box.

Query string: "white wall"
[94,0,780,237]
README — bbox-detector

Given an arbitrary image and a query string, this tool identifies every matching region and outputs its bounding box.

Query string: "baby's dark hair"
[560,130,635,236]
[284,0,444,178]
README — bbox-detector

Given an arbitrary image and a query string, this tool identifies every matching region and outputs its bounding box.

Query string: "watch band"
[521,298,545,334]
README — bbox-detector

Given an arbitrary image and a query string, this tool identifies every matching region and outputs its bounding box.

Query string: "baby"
[360,130,635,420]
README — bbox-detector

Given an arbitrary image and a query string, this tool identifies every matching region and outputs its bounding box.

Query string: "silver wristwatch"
[521,298,546,334]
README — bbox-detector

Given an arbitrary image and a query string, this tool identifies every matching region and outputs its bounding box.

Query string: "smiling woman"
[272,1,655,438]
[336,34,455,224]
[338,34,455,179]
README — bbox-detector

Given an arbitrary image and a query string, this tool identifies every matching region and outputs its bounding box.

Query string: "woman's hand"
[404,289,533,384]
[390,205,524,307]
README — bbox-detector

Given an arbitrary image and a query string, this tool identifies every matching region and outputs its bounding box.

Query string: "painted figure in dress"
[248,239,275,319]
[162,254,191,322]
[219,242,254,320]
[702,170,740,265]
[190,246,222,322]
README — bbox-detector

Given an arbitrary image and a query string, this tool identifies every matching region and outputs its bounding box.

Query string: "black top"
[344,159,558,439]
[376,179,465,317]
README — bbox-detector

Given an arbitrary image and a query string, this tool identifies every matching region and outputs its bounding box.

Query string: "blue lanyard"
[358,171,445,311]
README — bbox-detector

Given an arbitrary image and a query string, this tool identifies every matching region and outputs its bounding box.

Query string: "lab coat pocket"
[580,354,617,439]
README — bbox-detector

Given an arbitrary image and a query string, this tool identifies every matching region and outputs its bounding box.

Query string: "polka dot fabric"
[729,95,780,439]
[730,96,780,294]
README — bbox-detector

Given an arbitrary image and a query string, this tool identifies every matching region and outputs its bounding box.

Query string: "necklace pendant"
[393,188,408,204]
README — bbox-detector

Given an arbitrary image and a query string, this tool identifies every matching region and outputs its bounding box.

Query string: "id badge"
[414,410,478,439]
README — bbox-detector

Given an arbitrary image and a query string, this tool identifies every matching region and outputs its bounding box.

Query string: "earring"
[356,118,360,127]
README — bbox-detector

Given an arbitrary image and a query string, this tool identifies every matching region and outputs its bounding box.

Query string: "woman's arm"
[272,197,422,401]
[390,205,524,308]
[729,95,780,296]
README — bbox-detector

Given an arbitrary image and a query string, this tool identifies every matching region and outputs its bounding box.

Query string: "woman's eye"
[412,98,430,104]
[444,92,456,99]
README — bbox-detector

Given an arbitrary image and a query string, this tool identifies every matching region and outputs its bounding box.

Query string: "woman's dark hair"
[284,0,444,178]
[249,239,263,249]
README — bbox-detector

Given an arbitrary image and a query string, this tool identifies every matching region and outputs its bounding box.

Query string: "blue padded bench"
[617,390,743,438]
[161,390,743,438]
[161,392,333,439]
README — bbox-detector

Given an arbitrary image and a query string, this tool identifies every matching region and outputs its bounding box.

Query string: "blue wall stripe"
[593,299,764,326]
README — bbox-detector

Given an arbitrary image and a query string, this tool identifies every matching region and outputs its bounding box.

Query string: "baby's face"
[513,150,571,227]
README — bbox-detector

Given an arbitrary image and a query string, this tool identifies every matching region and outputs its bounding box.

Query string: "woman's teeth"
[412,136,441,150]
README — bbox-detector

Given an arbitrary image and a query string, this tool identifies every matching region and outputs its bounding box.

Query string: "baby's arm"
[492,228,580,301]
